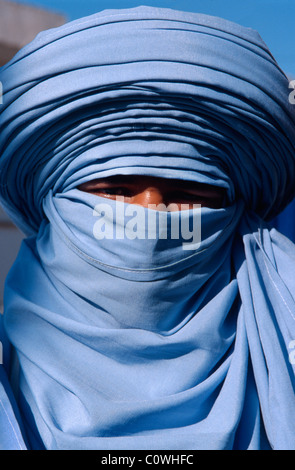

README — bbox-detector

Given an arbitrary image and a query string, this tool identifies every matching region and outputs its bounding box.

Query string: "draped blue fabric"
[0,317,27,450]
[0,6,295,450]
[273,199,295,244]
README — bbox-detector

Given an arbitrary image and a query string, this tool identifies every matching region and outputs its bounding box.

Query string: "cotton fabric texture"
[0,6,295,450]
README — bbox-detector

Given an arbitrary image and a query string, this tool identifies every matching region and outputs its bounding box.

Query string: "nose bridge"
[134,186,165,208]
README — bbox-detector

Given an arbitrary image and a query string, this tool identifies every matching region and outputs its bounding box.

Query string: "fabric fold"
[0,7,294,234]
[0,6,295,450]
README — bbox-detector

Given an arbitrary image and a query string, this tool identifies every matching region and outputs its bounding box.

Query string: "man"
[0,6,295,450]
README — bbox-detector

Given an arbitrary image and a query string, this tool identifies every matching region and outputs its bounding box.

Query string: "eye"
[165,190,224,208]
[166,190,206,202]
[170,191,198,201]
[93,187,133,197]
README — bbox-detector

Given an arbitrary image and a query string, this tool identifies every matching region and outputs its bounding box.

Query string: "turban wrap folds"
[0,7,295,450]
[0,6,294,233]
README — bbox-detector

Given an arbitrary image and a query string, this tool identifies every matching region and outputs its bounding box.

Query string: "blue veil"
[0,6,295,450]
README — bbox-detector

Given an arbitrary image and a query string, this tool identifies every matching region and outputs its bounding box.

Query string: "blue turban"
[0,6,295,450]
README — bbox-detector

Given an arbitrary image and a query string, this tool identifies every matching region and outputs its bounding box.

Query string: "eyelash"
[95,187,132,196]
[170,191,208,201]
[96,188,214,202]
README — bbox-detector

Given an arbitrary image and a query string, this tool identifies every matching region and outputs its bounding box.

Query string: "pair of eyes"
[97,186,207,199]
[85,185,224,208]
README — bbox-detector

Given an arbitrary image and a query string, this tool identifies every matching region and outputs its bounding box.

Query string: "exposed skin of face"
[78,175,225,211]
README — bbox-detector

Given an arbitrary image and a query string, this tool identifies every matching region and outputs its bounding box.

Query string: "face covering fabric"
[0,6,295,450]
[0,7,295,233]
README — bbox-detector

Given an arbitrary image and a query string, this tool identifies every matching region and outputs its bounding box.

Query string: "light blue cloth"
[0,317,27,450]
[0,6,295,450]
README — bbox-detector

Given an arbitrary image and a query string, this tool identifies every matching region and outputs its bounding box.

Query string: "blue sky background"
[12,0,295,77]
